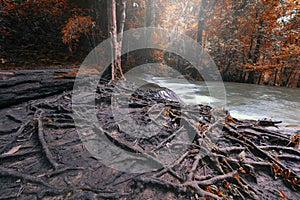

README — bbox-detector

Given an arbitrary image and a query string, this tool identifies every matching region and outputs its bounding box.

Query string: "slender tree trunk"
[108,0,126,81]
[111,0,118,80]
[146,0,155,27]
[286,66,297,87]
[197,0,208,46]
[116,0,126,79]
[107,0,115,80]
[253,20,263,64]
[197,0,217,46]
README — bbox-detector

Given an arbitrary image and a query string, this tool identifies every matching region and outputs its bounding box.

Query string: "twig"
[151,126,184,152]
[192,171,237,186]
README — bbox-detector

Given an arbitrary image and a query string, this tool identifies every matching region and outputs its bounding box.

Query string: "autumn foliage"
[135,0,299,87]
[0,0,299,87]
[202,0,300,87]
[61,16,95,52]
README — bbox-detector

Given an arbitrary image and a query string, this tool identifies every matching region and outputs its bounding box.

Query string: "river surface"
[140,75,300,127]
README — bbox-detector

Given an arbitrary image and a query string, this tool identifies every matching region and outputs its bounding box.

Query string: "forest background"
[1,0,299,87]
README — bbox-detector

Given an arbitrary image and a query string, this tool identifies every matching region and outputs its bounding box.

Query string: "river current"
[142,76,300,127]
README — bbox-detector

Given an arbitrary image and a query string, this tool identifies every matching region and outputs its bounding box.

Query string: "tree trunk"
[107,0,115,80]
[116,0,126,79]
[197,0,217,46]
[253,20,263,64]
[108,0,126,81]
[197,0,208,46]
[146,0,155,27]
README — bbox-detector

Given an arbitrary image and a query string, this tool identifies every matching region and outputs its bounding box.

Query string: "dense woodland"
[1,0,300,87]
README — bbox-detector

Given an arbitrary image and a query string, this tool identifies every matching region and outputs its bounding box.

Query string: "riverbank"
[0,70,299,199]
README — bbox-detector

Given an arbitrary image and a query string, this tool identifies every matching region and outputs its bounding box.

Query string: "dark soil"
[0,70,299,199]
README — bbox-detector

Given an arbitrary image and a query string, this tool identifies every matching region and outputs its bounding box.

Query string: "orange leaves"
[238,167,247,174]
[232,172,240,180]
[290,133,300,143]
[290,133,300,148]
[290,177,300,185]
[282,169,291,180]
[278,189,288,200]
[61,16,95,49]
[272,163,282,178]
[204,185,223,199]
[150,49,164,61]
[271,163,300,190]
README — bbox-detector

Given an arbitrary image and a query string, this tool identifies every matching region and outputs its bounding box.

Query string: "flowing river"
[140,75,300,127]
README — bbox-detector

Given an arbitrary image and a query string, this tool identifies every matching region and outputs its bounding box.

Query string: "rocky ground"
[0,70,299,199]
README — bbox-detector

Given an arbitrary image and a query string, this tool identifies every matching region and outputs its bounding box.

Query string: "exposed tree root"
[0,81,299,199]
[36,110,60,170]
[0,167,52,188]
[0,120,31,154]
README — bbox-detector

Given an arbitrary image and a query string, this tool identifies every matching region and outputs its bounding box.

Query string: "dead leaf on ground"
[278,189,288,200]
[3,145,22,155]
[0,71,14,75]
